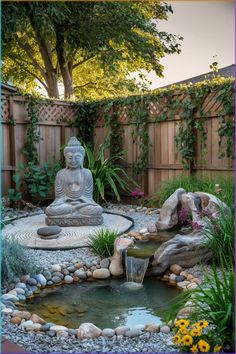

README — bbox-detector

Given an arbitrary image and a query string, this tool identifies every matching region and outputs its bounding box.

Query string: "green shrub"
[149,174,234,207]
[2,239,40,285]
[7,160,62,205]
[204,206,234,260]
[88,229,118,257]
[84,143,136,203]
[167,257,234,352]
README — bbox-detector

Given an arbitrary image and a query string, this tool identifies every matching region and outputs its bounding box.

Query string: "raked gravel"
[5,204,158,270]
[2,315,177,353]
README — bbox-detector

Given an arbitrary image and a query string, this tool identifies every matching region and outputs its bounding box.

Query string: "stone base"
[45,215,103,227]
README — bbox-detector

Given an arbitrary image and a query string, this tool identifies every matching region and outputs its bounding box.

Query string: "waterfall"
[125,250,149,285]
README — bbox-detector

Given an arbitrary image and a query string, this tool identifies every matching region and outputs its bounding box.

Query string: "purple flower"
[190,221,203,230]
[131,189,144,198]
[178,208,191,223]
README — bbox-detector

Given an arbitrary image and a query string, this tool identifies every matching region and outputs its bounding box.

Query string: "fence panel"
[1,89,233,198]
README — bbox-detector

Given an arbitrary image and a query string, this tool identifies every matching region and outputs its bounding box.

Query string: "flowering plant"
[131,189,144,205]
[173,319,222,353]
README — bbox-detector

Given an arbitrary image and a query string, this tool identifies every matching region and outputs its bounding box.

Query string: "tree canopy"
[2,1,182,100]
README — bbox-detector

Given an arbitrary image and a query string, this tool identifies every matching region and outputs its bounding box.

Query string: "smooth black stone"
[37,226,61,236]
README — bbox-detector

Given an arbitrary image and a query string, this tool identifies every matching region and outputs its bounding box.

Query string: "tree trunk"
[55,30,74,100]
[29,13,60,99]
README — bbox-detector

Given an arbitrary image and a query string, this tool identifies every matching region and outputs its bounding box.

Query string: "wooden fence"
[1,89,234,198]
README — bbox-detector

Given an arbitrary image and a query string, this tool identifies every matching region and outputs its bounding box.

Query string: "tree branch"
[72,54,97,70]
[10,56,48,91]
[15,36,46,79]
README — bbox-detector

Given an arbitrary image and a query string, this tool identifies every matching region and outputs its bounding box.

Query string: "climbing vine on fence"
[70,77,234,174]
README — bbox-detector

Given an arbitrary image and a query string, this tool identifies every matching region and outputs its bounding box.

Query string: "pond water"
[25,278,180,329]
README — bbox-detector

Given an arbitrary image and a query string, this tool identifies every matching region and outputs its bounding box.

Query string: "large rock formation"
[150,189,229,274]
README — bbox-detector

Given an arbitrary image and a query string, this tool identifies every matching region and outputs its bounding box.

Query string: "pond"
[25,278,180,329]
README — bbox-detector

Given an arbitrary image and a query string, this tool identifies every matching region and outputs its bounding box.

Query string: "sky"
[147,0,234,88]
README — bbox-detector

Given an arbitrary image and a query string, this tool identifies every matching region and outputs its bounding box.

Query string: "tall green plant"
[204,206,234,260]
[84,143,136,203]
[149,174,234,207]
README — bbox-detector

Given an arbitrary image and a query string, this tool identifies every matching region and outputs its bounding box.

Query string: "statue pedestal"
[45,215,103,227]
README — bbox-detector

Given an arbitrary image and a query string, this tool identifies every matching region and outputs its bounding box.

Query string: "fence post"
[9,95,16,188]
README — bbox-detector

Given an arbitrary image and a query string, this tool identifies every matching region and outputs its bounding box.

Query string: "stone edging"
[2,259,202,340]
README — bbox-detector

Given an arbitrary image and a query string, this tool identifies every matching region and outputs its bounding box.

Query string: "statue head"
[64,137,85,169]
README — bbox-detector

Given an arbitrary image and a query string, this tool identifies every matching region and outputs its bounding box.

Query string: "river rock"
[74,269,87,279]
[170,264,182,275]
[175,275,186,282]
[21,320,34,329]
[27,278,38,286]
[102,328,115,337]
[51,264,62,272]
[100,258,110,269]
[30,314,46,324]
[177,281,190,289]
[10,317,22,325]
[115,326,130,336]
[8,290,18,296]
[52,272,64,279]
[42,271,52,281]
[64,275,73,284]
[134,324,145,331]
[41,323,55,332]
[20,274,30,283]
[50,325,68,332]
[169,274,177,281]
[77,323,102,339]
[15,282,27,289]
[2,308,13,315]
[125,329,141,337]
[145,324,160,332]
[57,331,68,338]
[160,325,170,333]
[139,228,148,234]
[47,330,56,337]
[2,294,19,303]
[37,226,61,236]
[34,274,47,286]
[18,294,26,302]
[12,310,31,320]
[14,288,25,295]
[93,268,110,279]
[52,276,62,284]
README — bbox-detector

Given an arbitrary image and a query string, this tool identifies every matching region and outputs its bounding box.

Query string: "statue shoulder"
[56,168,67,179]
[83,168,93,178]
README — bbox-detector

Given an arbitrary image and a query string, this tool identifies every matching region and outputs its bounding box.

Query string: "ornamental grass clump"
[88,229,119,257]
[173,319,222,353]
[2,239,40,285]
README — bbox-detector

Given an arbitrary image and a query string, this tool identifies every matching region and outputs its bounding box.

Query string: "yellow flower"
[214,345,222,352]
[191,328,202,336]
[198,339,210,352]
[196,320,209,328]
[173,334,182,344]
[190,344,199,353]
[179,327,189,334]
[175,319,190,327]
[182,334,193,346]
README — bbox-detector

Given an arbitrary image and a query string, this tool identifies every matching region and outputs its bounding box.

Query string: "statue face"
[65,151,83,169]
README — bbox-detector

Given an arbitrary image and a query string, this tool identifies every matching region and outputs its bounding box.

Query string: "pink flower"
[131,190,138,197]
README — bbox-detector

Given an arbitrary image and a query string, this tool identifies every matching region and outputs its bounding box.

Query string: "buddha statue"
[45,137,103,226]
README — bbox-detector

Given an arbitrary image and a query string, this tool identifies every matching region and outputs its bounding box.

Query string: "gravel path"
[2,316,177,353]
